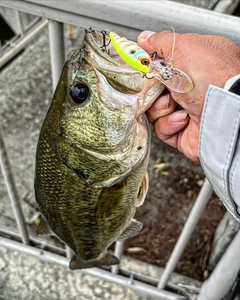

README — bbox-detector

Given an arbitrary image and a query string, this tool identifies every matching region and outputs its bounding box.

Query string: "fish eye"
[141,58,150,66]
[70,83,89,104]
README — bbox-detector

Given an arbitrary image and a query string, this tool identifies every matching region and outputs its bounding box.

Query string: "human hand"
[138,31,240,162]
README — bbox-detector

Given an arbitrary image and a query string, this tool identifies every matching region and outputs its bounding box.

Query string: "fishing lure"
[109,31,193,93]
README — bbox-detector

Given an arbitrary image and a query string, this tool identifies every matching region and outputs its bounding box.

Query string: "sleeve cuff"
[199,85,240,220]
[224,74,240,92]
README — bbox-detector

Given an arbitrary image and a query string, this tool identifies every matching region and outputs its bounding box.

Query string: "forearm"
[199,82,240,221]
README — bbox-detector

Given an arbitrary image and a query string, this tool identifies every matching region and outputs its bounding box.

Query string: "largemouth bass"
[34,28,165,269]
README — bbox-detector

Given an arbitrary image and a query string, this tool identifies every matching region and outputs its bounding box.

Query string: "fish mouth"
[84,27,141,74]
[83,27,164,113]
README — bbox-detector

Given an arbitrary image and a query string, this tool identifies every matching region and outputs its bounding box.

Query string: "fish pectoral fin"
[117,219,143,241]
[95,183,125,218]
[34,214,51,235]
[70,252,119,270]
[136,171,149,207]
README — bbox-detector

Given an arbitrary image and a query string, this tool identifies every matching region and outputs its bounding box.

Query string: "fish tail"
[69,251,119,270]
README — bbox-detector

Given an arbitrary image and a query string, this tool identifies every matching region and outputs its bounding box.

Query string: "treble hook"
[142,73,154,80]
[100,30,111,54]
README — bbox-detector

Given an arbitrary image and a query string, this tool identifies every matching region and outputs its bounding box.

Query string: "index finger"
[137,30,179,60]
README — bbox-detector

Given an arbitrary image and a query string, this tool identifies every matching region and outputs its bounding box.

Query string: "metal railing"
[0,1,240,299]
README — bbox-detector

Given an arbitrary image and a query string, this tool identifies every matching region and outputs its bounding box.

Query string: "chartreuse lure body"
[109,32,150,73]
[109,31,193,93]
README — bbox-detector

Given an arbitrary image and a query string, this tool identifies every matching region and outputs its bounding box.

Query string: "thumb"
[137,30,178,60]
[137,31,155,51]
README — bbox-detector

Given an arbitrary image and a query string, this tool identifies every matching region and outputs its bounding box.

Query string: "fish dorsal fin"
[136,171,149,207]
[117,219,143,241]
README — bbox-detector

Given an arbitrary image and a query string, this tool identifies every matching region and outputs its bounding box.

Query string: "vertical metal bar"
[16,11,25,35]
[213,0,240,14]
[111,241,125,274]
[197,229,240,300]
[66,245,74,259]
[158,178,213,289]
[0,38,2,59]
[227,269,240,300]
[48,20,69,256]
[0,124,30,244]
[48,20,65,91]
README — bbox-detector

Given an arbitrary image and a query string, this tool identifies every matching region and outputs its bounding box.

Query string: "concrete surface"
[0,247,151,300]
[0,244,203,300]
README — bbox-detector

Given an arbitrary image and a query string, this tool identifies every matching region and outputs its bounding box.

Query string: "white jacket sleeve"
[199,81,240,221]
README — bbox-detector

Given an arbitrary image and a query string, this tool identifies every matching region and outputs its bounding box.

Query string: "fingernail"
[155,94,170,110]
[169,110,188,122]
[138,30,156,44]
